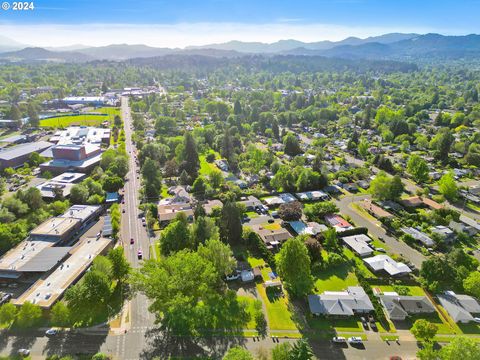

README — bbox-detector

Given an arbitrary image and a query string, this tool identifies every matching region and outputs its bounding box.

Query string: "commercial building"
[0,141,53,169]
[308,286,374,317]
[0,205,101,281]
[40,144,103,174]
[62,96,107,106]
[13,236,112,308]
[36,172,86,199]
[46,126,111,147]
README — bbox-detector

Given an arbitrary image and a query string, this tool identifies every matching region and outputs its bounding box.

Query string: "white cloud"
[0,22,450,48]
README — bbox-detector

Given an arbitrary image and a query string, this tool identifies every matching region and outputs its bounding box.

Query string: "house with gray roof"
[342,234,374,257]
[308,286,374,317]
[379,294,436,320]
[437,291,480,323]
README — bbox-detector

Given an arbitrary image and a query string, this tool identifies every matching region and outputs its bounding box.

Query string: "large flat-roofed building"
[13,236,112,308]
[0,205,101,281]
[62,96,107,106]
[60,204,101,224]
[40,143,103,174]
[30,217,81,243]
[36,172,86,199]
[0,141,53,169]
[47,126,111,147]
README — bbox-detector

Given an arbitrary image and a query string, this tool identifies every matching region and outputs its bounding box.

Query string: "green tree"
[411,319,438,342]
[70,184,89,204]
[369,171,404,201]
[180,131,200,178]
[191,216,219,247]
[219,201,243,244]
[27,102,39,127]
[276,237,313,297]
[417,342,439,360]
[208,169,224,189]
[407,155,430,183]
[16,301,42,328]
[107,247,131,284]
[358,138,369,159]
[463,272,480,299]
[289,339,314,360]
[271,343,292,360]
[160,213,192,255]
[132,250,218,334]
[192,176,207,199]
[323,228,339,251]
[0,303,17,325]
[50,302,71,327]
[439,336,480,360]
[197,239,236,278]
[283,133,302,156]
[223,346,253,360]
[438,172,458,201]
[142,158,162,198]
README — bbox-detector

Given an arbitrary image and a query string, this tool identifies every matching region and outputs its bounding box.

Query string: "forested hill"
[127,54,418,74]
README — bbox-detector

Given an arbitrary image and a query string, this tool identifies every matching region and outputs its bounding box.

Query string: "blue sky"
[0,0,479,47]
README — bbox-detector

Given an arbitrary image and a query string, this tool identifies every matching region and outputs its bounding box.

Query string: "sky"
[0,0,479,47]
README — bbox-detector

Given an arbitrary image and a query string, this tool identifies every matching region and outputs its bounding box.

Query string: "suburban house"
[449,220,478,237]
[252,225,292,251]
[263,193,296,207]
[342,234,374,257]
[363,199,394,219]
[431,225,456,243]
[158,186,194,225]
[324,214,354,232]
[459,215,480,235]
[437,291,480,323]
[308,286,374,317]
[238,195,263,211]
[363,255,412,277]
[379,294,436,320]
[295,190,329,202]
[401,227,435,247]
[203,199,223,215]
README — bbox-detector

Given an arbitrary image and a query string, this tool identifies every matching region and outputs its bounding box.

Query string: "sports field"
[39,107,120,128]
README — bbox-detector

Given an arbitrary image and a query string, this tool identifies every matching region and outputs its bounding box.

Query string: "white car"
[473,317,480,323]
[348,337,363,344]
[18,349,30,356]
[332,336,347,343]
[45,328,58,336]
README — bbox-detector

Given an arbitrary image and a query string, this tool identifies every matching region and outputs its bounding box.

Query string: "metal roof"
[0,141,53,161]
[18,247,71,272]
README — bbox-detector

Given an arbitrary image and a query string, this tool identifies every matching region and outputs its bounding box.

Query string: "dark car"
[360,317,369,329]
[130,238,134,245]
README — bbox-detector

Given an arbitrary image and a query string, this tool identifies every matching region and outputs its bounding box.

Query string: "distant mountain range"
[1,33,480,63]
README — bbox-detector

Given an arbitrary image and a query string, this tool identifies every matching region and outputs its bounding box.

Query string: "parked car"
[130,238,134,245]
[332,336,347,343]
[368,314,375,323]
[389,357,402,360]
[348,337,363,345]
[45,328,58,336]
[360,316,368,328]
[18,349,30,357]
[137,249,143,259]
[375,247,386,253]
[225,272,240,281]
[473,317,480,323]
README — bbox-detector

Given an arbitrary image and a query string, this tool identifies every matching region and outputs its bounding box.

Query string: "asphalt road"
[336,194,426,269]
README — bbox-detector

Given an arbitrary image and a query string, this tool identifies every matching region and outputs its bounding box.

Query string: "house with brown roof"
[252,225,293,250]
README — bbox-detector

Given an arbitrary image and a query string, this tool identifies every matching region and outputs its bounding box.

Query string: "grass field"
[256,284,298,331]
[199,154,218,176]
[237,295,261,330]
[372,284,426,296]
[313,262,359,294]
[40,114,110,127]
[40,107,120,128]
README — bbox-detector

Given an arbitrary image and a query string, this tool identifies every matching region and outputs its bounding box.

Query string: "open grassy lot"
[256,284,298,331]
[313,263,358,294]
[307,315,364,333]
[199,154,218,176]
[40,114,110,127]
[237,295,261,330]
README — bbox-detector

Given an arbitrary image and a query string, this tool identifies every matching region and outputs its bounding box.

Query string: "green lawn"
[407,313,456,335]
[199,155,218,176]
[313,263,358,294]
[237,295,261,330]
[40,114,110,127]
[372,284,426,296]
[307,315,364,333]
[256,284,298,331]
[343,248,377,278]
